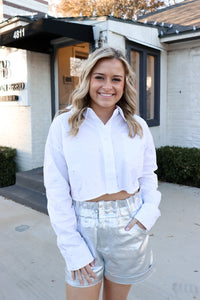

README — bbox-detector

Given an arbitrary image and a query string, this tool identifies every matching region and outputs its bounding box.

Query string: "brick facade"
[167,42,200,148]
[0,48,51,171]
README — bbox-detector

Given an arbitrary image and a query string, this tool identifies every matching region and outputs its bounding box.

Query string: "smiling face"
[89,58,125,115]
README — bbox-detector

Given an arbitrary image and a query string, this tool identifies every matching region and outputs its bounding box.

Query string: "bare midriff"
[87,190,139,202]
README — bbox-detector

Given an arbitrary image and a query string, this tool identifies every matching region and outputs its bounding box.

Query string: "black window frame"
[126,41,160,127]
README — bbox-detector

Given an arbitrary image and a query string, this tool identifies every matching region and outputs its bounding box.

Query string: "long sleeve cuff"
[134,203,161,231]
[58,236,94,271]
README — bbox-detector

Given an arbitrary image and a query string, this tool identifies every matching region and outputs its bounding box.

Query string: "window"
[127,42,160,126]
[57,43,89,110]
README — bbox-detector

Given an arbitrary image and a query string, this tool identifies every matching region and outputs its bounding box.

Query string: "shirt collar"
[83,105,127,123]
[116,105,127,122]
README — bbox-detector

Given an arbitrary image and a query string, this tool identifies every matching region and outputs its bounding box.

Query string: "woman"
[44,46,161,300]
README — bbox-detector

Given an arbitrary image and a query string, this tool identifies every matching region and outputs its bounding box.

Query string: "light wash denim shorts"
[65,192,154,287]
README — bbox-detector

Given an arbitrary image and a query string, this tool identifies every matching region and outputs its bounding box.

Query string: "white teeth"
[100,93,113,97]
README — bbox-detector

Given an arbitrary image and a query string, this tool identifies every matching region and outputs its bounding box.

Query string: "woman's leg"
[103,277,131,300]
[66,281,102,300]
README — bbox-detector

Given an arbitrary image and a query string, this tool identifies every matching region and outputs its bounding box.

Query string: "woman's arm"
[44,116,94,271]
[134,120,161,231]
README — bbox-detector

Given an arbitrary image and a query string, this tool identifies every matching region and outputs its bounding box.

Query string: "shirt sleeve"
[134,120,161,231]
[43,116,94,271]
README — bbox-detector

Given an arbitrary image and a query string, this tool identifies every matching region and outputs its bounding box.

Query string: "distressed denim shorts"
[65,192,154,287]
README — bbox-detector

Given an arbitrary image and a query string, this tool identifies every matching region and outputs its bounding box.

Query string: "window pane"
[146,55,155,120]
[130,50,140,115]
[57,43,89,110]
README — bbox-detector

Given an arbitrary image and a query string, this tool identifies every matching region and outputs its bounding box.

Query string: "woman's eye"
[113,78,121,82]
[95,76,104,80]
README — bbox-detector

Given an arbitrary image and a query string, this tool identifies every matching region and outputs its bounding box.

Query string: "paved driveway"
[0,182,200,300]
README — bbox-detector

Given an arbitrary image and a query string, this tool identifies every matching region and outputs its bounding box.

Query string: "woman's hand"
[71,260,97,286]
[125,218,146,231]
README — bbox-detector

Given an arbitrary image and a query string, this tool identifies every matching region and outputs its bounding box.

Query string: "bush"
[156,146,200,188]
[0,146,16,187]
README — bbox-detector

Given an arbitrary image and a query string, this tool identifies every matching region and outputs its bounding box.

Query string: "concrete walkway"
[0,182,200,300]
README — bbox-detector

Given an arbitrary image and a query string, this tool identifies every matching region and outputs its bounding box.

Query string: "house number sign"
[13,27,25,39]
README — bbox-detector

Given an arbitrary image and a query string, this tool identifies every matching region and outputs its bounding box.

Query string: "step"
[16,167,45,193]
[0,184,47,214]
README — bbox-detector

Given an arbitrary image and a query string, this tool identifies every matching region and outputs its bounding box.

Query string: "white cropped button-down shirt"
[44,106,161,271]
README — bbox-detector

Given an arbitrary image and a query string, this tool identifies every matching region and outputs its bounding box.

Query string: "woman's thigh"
[103,277,131,300]
[66,281,102,300]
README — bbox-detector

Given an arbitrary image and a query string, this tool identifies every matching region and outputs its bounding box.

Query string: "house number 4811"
[13,28,25,39]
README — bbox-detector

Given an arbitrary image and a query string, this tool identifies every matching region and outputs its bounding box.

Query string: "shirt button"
[95,209,98,213]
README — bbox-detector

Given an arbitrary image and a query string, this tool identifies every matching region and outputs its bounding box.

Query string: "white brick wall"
[0,105,32,171]
[0,48,52,171]
[0,47,32,171]
[27,51,51,169]
[167,44,200,148]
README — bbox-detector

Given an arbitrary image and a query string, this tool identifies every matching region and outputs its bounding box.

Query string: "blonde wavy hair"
[60,46,143,138]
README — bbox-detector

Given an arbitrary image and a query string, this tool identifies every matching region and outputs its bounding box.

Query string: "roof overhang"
[160,29,200,44]
[0,16,95,53]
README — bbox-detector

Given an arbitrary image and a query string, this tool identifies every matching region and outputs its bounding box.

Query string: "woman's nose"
[103,79,112,89]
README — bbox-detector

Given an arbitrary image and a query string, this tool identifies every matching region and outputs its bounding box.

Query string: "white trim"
[126,35,168,51]
[0,19,29,33]
[160,30,200,43]
[168,39,200,50]
[107,19,167,51]
[3,0,48,12]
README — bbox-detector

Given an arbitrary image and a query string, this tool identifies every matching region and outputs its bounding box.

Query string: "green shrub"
[156,146,200,188]
[0,146,16,187]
